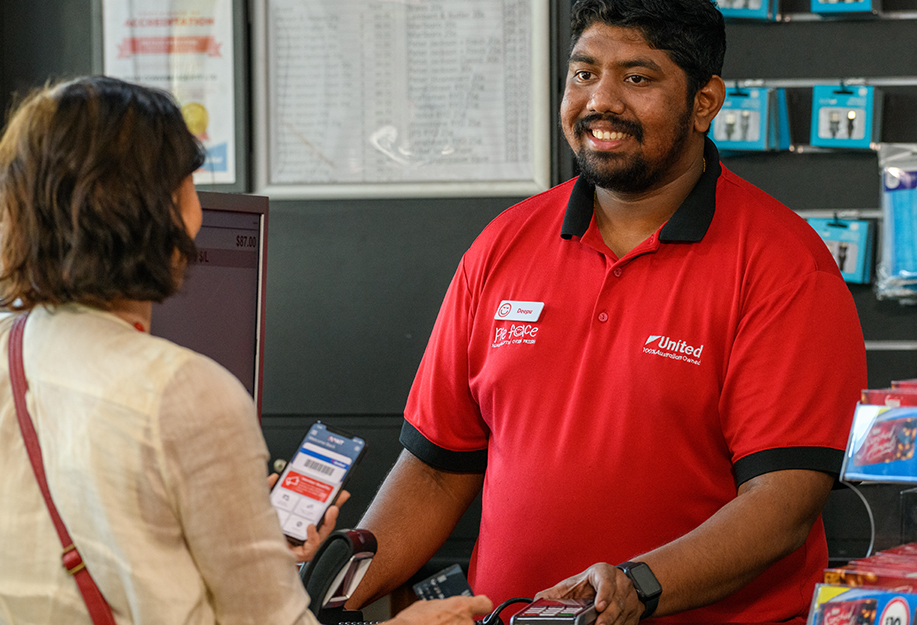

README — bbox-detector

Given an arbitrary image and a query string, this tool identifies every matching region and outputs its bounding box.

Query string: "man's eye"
[628,75,648,84]
[574,70,594,81]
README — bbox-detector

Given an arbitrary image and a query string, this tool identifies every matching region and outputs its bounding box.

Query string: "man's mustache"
[574,113,643,142]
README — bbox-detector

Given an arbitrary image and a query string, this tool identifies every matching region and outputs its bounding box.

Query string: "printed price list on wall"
[260,0,547,195]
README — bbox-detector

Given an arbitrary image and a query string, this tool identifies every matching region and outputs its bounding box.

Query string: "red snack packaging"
[815,597,878,625]
[861,388,917,407]
[852,415,917,466]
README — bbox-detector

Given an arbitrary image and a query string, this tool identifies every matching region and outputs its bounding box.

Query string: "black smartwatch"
[616,561,662,619]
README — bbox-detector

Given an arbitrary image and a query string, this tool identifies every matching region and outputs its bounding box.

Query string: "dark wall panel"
[1,0,93,99]
[724,19,917,80]
[262,197,518,414]
[852,284,917,342]
[722,151,880,210]
[866,350,917,388]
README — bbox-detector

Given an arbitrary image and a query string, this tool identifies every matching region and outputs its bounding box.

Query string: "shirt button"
[598,312,609,322]
[613,268,623,278]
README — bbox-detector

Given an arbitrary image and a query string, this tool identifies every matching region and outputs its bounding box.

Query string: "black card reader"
[509,598,597,625]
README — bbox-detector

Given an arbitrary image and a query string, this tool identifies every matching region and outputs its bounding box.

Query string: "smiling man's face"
[561,23,698,194]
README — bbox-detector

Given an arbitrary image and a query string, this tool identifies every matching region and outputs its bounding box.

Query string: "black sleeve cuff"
[734,446,845,487]
[399,420,487,473]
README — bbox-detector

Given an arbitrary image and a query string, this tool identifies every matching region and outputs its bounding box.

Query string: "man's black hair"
[570,0,726,101]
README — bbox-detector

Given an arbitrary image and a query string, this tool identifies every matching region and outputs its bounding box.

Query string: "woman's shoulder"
[28,305,252,414]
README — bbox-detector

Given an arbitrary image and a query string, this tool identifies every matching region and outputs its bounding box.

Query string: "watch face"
[629,563,662,597]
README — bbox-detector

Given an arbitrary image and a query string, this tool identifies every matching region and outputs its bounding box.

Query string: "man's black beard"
[575,150,658,194]
[573,108,694,194]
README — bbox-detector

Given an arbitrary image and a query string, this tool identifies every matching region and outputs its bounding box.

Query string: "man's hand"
[266,473,351,563]
[388,595,493,625]
[535,563,643,625]
[537,469,835,622]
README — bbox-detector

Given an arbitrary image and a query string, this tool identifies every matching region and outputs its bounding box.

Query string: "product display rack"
[718,0,917,564]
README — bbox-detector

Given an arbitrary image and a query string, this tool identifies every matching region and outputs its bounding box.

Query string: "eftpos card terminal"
[510,599,597,625]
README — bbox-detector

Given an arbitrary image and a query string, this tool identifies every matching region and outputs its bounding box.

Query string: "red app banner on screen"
[281,471,333,502]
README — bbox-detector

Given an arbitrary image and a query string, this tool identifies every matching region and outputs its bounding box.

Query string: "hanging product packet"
[877,143,917,303]
[842,401,917,482]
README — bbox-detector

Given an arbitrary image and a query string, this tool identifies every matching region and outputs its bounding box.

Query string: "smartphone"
[510,599,597,625]
[270,421,366,545]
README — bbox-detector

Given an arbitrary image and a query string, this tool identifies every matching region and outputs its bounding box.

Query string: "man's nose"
[587,76,626,116]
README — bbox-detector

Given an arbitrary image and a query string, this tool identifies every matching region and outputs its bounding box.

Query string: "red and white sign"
[281,471,333,502]
[117,36,223,58]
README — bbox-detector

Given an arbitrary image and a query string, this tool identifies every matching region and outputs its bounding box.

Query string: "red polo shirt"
[401,139,867,623]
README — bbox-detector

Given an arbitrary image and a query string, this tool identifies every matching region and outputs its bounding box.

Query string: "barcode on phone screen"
[304,458,335,477]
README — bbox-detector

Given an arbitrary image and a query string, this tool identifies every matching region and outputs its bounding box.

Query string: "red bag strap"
[9,312,117,625]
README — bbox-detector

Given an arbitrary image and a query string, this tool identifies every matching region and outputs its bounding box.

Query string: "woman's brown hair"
[0,76,205,309]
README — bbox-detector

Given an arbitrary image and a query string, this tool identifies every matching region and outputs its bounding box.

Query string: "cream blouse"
[0,304,319,625]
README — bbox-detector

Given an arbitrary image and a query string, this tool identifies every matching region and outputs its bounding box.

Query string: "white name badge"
[494,300,544,322]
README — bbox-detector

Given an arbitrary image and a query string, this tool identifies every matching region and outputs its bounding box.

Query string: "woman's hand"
[388,595,493,625]
[267,473,351,563]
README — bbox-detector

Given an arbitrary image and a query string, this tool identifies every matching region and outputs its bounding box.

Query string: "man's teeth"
[592,129,627,141]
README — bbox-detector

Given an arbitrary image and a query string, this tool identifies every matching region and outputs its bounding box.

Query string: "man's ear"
[693,75,726,134]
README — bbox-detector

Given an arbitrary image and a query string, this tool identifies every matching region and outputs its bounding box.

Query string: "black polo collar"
[560,137,721,242]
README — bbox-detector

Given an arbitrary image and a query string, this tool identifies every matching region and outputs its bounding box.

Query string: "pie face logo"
[643,335,704,365]
[492,300,544,348]
[493,323,539,348]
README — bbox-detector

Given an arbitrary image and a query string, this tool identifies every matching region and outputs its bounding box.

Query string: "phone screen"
[270,422,366,544]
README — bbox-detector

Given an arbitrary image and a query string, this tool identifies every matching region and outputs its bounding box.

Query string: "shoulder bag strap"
[9,312,117,625]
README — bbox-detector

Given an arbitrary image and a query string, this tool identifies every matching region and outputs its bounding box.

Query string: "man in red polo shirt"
[348,0,867,623]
